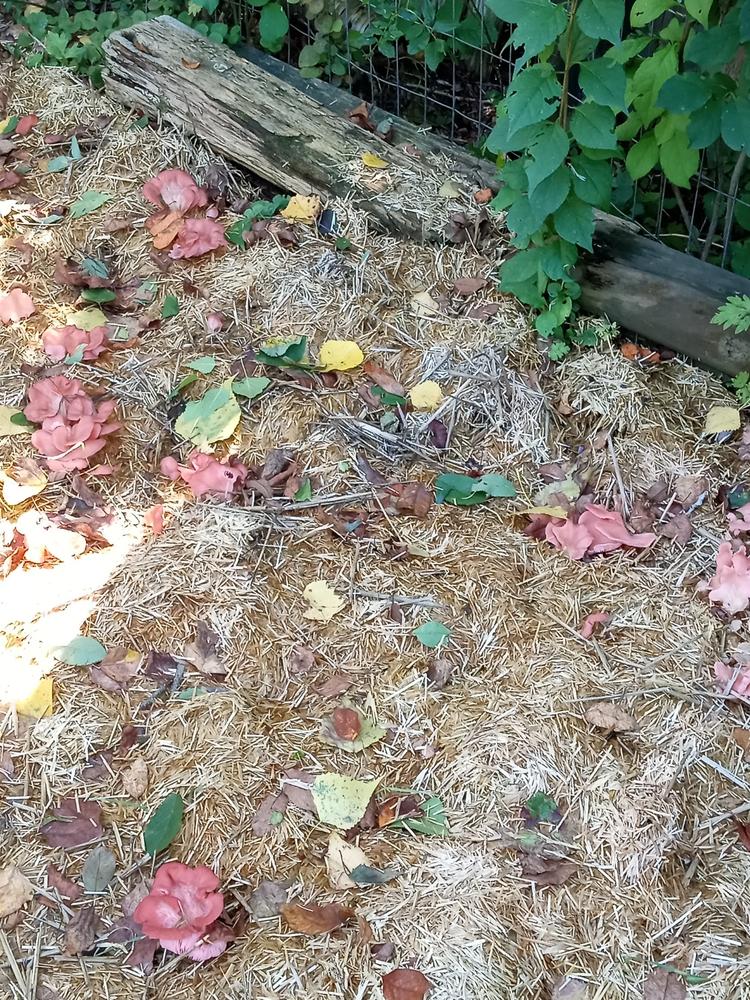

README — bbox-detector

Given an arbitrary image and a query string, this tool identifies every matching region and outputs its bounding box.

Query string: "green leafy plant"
[712,294,750,333]
[486,0,750,357]
[731,370,750,406]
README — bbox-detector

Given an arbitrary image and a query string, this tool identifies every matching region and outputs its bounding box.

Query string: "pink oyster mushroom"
[160,451,248,499]
[169,218,227,260]
[42,324,110,362]
[142,169,208,214]
[543,504,656,560]
[707,542,750,614]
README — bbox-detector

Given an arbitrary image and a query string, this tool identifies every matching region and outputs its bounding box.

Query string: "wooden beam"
[102,16,750,374]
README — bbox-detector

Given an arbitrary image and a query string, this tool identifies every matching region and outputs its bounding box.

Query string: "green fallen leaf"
[9,411,34,428]
[55,636,107,666]
[392,795,448,836]
[80,288,116,304]
[162,295,179,319]
[171,373,199,398]
[80,258,109,280]
[294,478,312,501]
[256,335,308,367]
[413,620,451,648]
[64,344,85,365]
[47,155,70,173]
[186,355,216,374]
[69,191,112,219]
[70,135,82,161]
[174,380,242,448]
[1,115,19,137]
[176,686,211,701]
[144,793,184,855]
[350,863,399,886]
[525,791,559,823]
[226,194,291,248]
[335,236,352,251]
[81,845,116,892]
[435,472,487,506]
[232,376,271,399]
[67,307,107,331]
[311,773,380,829]
[472,473,516,498]
[372,385,408,407]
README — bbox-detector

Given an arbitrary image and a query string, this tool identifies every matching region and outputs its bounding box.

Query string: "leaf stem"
[559,0,580,131]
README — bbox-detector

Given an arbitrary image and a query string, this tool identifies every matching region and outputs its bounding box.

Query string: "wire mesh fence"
[258,0,750,275]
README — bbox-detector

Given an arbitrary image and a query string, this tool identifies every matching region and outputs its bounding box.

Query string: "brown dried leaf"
[102,215,139,234]
[144,650,180,681]
[451,276,487,296]
[181,57,201,69]
[316,673,356,698]
[64,906,99,955]
[464,301,500,321]
[281,768,317,814]
[371,940,396,962]
[674,474,708,509]
[281,900,354,934]
[377,794,421,828]
[382,968,432,1000]
[642,968,687,1000]
[356,453,388,485]
[0,865,34,917]
[184,621,226,676]
[363,360,405,396]
[656,513,692,544]
[47,863,83,901]
[426,657,452,689]
[732,727,750,753]
[584,702,637,734]
[121,757,148,799]
[734,819,750,852]
[287,645,315,675]
[520,854,576,886]
[251,790,288,835]
[332,707,362,741]
[250,879,289,920]
[89,647,142,692]
[53,256,112,289]
[551,978,589,1000]
[386,482,433,518]
[40,799,103,851]
[81,751,113,782]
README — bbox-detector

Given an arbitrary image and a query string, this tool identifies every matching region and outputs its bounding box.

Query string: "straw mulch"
[1,62,749,1000]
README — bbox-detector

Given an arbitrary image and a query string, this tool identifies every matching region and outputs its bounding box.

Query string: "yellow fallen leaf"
[0,405,32,438]
[67,307,107,331]
[361,151,388,169]
[523,505,568,519]
[438,179,462,199]
[0,866,34,918]
[303,580,345,622]
[0,459,47,505]
[409,380,443,411]
[411,290,441,318]
[281,194,321,224]
[704,405,741,435]
[319,339,364,372]
[325,831,371,890]
[15,676,53,718]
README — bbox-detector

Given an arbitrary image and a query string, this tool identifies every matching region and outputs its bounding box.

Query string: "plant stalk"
[559,0,580,131]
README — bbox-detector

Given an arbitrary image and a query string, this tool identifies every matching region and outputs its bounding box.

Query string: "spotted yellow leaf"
[303,580,345,622]
[280,194,321,224]
[15,676,53,718]
[361,152,388,169]
[67,307,107,331]
[704,406,741,435]
[319,340,364,372]
[409,380,443,411]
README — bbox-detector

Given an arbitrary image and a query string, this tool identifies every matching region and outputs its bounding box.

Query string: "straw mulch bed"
[1,62,749,1000]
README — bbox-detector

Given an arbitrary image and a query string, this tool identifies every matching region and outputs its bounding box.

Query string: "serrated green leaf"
[162,295,179,319]
[413,620,451,647]
[554,194,595,250]
[577,0,623,44]
[485,0,567,60]
[392,796,448,836]
[685,10,740,72]
[55,636,106,666]
[570,155,612,207]
[659,130,699,187]
[311,773,380,828]
[539,240,578,279]
[630,0,673,26]
[528,164,571,218]
[69,191,112,219]
[722,97,750,153]
[606,35,649,63]
[525,123,570,196]
[232,376,271,399]
[625,132,659,179]
[578,58,627,110]
[712,295,750,333]
[570,102,618,150]
[504,64,561,141]
[186,355,216,374]
[548,339,571,360]
[144,793,184,855]
[506,194,547,243]
[486,112,541,155]
[628,46,679,127]
[174,380,242,448]
[657,73,712,115]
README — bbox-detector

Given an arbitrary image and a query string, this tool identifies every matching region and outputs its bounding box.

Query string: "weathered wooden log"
[102,16,750,374]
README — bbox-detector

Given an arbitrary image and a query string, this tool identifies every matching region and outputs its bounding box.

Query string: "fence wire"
[266,0,750,275]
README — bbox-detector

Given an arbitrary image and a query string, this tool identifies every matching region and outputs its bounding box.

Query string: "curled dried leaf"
[64,905,100,955]
[281,900,354,934]
[584,702,637,734]
[382,968,432,1000]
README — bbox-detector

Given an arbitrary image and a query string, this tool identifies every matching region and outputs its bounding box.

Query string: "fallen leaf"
[184,621,226,676]
[175,380,241,448]
[181,57,201,69]
[426,657,452,688]
[281,767,317,813]
[64,906,99,955]
[452,276,487,296]
[733,727,750,754]
[303,580,346,622]
[321,700,386,752]
[438,179,462,198]
[89,647,142,692]
[0,288,35,323]
[121,757,148,799]
[704,406,741,435]
[69,191,112,219]
[642,968,687,1000]
[412,290,442,318]
[55,636,106,666]
[0,865,34,917]
[382,968,432,1000]
[413,620,451,648]
[319,339,364,371]
[325,831,372,890]
[66,306,107,331]
[520,854,576,886]
[363,361,405,396]
[1,458,47,504]
[409,381,443,411]
[312,772,380,829]
[551,978,590,1000]
[16,114,39,137]
[371,941,396,962]
[251,790,288,835]
[143,793,184,856]
[144,650,180,681]
[0,406,33,438]
[288,645,316,674]
[316,673,356,698]
[186,355,216,374]
[47,863,82,901]
[41,799,103,852]
[282,900,354,934]
[657,513,692,544]
[735,818,750,852]
[474,187,493,204]
[584,702,637,733]
[250,879,289,920]
[361,151,388,169]
[81,846,116,893]
[280,194,321,224]
[15,675,53,718]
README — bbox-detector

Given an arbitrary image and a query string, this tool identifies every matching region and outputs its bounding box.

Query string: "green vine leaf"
[721,97,750,153]
[657,73,713,115]
[554,194,595,250]
[688,99,722,148]
[685,0,713,27]
[625,132,659,179]
[525,123,570,195]
[685,9,740,72]
[578,58,627,110]
[485,0,567,60]
[570,102,618,149]
[630,0,673,27]
[503,64,562,141]
[628,46,678,127]
[528,164,571,218]
[576,0,624,44]
[659,130,700,186]
[570,155,612,207]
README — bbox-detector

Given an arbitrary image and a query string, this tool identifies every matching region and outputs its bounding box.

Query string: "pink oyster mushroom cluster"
[160,451,248,499]
[526,503,657,560]
[142,169,226,260]
[706,541,750,614]
[42,323,110,362]
[133,862,232,961]
[24,375,120,474]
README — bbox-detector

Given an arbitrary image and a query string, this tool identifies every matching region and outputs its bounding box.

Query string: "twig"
[353,588,447,609]
[701,188,723,261]
[721,151,747,268]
